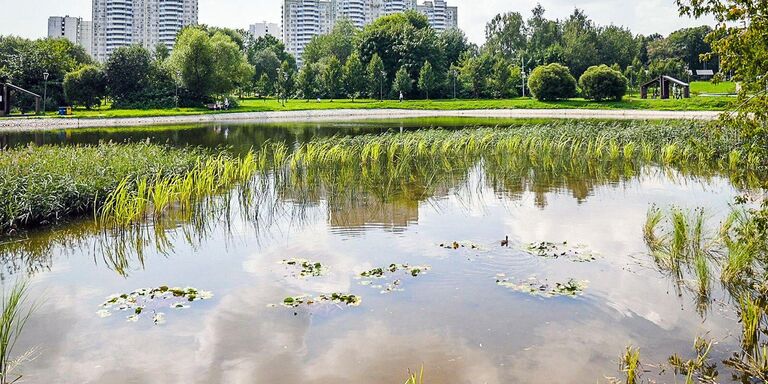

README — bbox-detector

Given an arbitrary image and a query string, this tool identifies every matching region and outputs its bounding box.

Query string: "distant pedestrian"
[399,91,404,103]
[224,98,230,110]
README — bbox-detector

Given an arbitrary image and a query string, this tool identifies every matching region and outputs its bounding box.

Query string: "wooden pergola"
[0,82,42,116]
[640,76,690,99]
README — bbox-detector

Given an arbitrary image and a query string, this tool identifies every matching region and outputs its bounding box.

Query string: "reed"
[739,294,763,352]
[620,346,641,384]
[404,365,424,384]
[0,280,37,384]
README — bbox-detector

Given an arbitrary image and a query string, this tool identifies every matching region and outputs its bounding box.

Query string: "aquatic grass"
[404,365,424,384]
[620,346,641,384]
[739,295,763,352]
[0,280,37,384]
[643,206,663,251]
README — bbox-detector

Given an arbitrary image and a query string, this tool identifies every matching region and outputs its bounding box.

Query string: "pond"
[0,119,759,383]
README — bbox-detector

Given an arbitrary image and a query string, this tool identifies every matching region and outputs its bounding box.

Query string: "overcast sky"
[0,0,715,44]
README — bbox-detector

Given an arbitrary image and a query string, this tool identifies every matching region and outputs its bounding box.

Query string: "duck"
[501,235,509,247]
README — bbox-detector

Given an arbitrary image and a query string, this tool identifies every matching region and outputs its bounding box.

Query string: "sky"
[0,0,715,45]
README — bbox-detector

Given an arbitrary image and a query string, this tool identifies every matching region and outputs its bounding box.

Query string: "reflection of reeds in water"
[0,280,37,384]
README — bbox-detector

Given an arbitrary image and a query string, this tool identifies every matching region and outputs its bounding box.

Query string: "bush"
[527,63,577,101]
[579,65,628,101]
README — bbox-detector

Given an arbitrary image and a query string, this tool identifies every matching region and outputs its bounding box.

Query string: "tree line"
[0,4,717,110]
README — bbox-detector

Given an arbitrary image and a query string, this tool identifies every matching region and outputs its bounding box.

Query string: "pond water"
[0,120,755,383]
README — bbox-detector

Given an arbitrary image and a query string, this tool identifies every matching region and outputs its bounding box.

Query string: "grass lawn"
[10,95,734,120]
[690,81,737,95]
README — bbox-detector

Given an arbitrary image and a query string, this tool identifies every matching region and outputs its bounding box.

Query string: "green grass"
[13,95,734,120]
[620,346,641,384]
[690,81,737,95]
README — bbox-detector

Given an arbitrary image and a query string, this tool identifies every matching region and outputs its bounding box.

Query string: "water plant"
[281,259,325,278]
[0,281,37,384]
[667,337,718,384]
[98,286,213,324]
[620,345,641,384]
[358,264,431,294]
[495,275,588,297]
[404,365,424,384]
[279,293,361,308]
[524,241,596,262]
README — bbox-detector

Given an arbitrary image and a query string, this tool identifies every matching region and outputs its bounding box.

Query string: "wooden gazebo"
[0,82,42,116]
[640,76,690,99]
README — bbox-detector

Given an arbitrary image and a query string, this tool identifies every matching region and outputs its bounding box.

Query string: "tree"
[648,58,687,80]
[276,60,294,104]
[251,49,281,93]
[170,27,252,103]
[597,25,639,70]
[303,19,358,65]
[440,28,472,67]
[63,65,107,109]
[562,9,600,77]
[418,61,436,99]
[105,45,154,106]
[393,67,412,96]
[485,12,526,60]
[297,63,321,100]
[322,56,343,100]
[458,51,494,98]
[667,26,717,71]
[367,54,385,99]
[256,73,271,98]
[343,52,366,100]
[527,63,577,101]
[526,5,563,66]
[579,65,628,101]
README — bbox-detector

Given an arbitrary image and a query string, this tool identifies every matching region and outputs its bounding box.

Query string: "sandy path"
[0,108,722,131]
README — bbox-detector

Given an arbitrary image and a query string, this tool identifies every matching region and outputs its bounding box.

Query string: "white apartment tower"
[92,0,198,62]
[47,16,93,54]
[283,0,457,65]
[249,22,280,39]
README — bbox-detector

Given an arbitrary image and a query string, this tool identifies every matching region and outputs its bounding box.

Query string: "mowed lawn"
[9,92,735,120]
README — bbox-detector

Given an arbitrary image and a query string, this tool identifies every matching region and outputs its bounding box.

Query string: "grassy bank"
[0,143,252,233]
[8,95,734,120]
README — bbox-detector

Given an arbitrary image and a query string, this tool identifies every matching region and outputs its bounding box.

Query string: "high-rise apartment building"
[282,0,457,65]
[249,22,280,39]
[92,0,198,62]
[47,16,93,54]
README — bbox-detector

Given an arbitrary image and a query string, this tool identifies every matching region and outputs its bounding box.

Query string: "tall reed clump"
[0,280,37,384]
[404,365,424,384]
[620,346,641,384]
[99,151,258,228]
[0,143,206,234]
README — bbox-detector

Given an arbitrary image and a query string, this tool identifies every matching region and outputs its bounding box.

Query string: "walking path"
[0,109,722,131]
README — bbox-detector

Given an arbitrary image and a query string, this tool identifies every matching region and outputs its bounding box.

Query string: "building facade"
[92,0,198,62]
[249,22,280,39]
[282,0,457,65]
[47,16,93,54]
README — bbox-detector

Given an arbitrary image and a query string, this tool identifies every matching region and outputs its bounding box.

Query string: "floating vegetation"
[98,286,213,325]
[357,264,431,294]
[524,241,597,262]
[495,275,588,297]
[280,259,326,278]
[279,293,361,308]
[439,241,480,250]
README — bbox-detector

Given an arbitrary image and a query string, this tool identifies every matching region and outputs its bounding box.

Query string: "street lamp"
[520,56,526,98]
[380,70,386,101]
[42,71,49,115]
[282,72,288,107]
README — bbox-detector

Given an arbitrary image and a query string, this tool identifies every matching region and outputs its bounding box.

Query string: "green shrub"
[63,65,107,109]
[579,65,628,101]
[527,63,577,101]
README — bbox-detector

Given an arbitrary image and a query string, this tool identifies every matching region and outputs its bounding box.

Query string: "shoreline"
[0,108,722,131]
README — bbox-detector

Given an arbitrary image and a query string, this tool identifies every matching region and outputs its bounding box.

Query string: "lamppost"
[42,71,49,115]
[451,69,458,99]
[379,70,386,101]
[276,68,282,107]
[282,72,288,107]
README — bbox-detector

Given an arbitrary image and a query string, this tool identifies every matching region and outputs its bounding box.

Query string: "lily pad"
[98,286,213,324]
[278,293,362,308]
[496,276,588,297]
[357,263,430,294]
[281,258,326,277]
[439,241,481,250]
[524,241,597,262]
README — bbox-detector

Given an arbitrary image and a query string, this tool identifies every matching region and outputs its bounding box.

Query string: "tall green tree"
[303,19,358,65]
[170,27,252,103]
[323,56,344,100]
[297,63,321,100]
[393,67,412,96]
[562,9,600,77]
[367,54,386,99]
[343,52,366,100]
[485,12,527,60]
[418,61,436,99]
[105,45,154,106]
